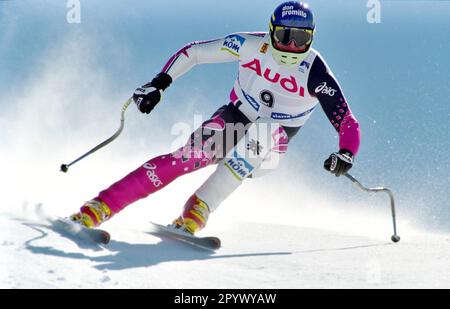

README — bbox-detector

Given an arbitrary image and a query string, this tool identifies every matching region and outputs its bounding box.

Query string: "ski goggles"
[273,27,313,48]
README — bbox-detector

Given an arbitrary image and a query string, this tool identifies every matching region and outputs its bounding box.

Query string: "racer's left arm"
[307,54,361,176]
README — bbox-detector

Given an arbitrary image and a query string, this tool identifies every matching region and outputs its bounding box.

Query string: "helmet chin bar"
[269,36,311,68]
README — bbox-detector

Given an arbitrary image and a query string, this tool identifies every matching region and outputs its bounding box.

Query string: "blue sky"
[1,0,449,232]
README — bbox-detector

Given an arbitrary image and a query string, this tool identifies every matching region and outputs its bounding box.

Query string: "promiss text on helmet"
[269,1,316,67]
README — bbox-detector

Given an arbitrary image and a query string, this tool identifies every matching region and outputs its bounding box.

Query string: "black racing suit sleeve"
[307,54,359,156]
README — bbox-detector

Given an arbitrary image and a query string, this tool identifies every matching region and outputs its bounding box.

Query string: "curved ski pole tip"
[344,173,400,243]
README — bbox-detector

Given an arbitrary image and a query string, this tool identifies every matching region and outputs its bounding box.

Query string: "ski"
[50,217,111,245]
[148,222,221,251]
[35,206,110,245]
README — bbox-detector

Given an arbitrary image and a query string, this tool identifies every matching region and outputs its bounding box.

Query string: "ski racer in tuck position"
[70,1,361,235]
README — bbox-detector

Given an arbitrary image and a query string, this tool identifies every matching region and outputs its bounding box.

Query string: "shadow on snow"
[21,221,293,271]
[19,218,392,271]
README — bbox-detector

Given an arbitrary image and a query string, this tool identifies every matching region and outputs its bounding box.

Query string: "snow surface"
[1,208,449,289]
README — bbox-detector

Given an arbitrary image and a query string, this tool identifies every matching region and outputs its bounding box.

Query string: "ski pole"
[60,97,133,173]
[344,173,400,243]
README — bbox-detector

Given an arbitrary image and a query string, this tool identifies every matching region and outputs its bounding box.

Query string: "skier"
[70,1,360,235]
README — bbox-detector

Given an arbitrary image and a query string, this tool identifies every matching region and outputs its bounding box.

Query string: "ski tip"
[210,241,221,251]
[149,221,221,251]
[215,238,221,248]
[101,231,111,245]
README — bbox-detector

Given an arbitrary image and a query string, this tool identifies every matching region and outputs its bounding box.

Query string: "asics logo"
[143,163,163,188]
[315,82,337,97]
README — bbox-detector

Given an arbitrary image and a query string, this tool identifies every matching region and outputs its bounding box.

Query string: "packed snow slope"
[1,205,449,289]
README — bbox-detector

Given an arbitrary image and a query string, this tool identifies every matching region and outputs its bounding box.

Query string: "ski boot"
[171,194,210,235]
[70,199,112,228]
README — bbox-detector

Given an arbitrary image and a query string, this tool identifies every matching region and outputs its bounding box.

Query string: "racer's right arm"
[134,34,248,114]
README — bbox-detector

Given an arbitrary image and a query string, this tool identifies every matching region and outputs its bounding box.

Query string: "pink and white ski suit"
[94,32,360,216]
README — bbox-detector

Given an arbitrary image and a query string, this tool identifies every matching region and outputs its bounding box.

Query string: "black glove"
[133,72,172,114]
[324,149,354,177]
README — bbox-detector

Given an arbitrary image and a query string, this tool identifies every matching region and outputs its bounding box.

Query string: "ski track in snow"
[1,212,449,289]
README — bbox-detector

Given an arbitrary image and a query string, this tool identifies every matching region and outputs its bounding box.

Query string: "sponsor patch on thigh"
[224,150,255,181]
